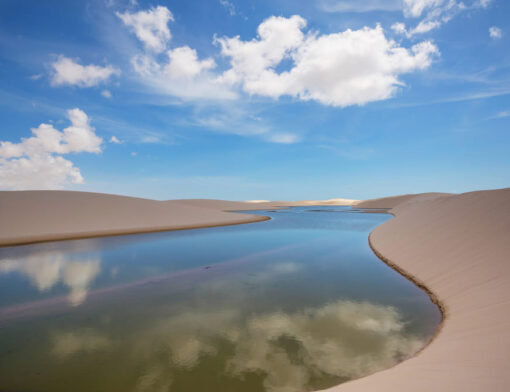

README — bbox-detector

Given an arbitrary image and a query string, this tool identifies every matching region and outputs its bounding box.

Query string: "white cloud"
[120,8,437,108]
[117,6,174,53]
[412,19,441,34]
[394,19,442,37]
[130,50,234,100]
[217,15,307,88]
[119,5,232,101]
[318,0,402,13]
[217,17,438,107]
[101,89,113,98]
[51,56,120,87]
[391,22,408,34]
[489,26,502,39]
[164,46,216,80]
[403,0,444,18]
[0,109,102,190]
[396,0,491,36]
[110,135,122,143]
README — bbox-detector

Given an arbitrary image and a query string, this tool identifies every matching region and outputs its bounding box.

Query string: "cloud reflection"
[0,252,100,306]
[132,300,424,392]
[52,329,111,358]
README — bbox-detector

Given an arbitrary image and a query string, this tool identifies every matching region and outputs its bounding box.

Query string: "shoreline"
[0,215,271,248]
[367,231,446,358]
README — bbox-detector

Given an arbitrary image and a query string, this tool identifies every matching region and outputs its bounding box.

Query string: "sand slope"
[357,192,449,209]
[323,188,510,391]
[0,191,273,246]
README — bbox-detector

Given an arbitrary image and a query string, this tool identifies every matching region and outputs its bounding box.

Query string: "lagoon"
[0,207,441,392]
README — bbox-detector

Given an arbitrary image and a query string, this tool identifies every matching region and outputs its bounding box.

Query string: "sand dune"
[0,192,358,246]
[357,192,449,209]
[323,188,510,391]
[0,191,273,246]
[273,198,359,206]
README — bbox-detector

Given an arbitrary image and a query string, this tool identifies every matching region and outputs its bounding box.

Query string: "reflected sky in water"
[0,207,441,392]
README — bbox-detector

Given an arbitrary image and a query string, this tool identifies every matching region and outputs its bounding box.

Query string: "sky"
[0,0,509,200]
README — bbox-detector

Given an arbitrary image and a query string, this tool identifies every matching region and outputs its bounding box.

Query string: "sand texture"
[323,188,510,391]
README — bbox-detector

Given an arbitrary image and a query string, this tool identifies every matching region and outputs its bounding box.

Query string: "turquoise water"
[0,207,441,392]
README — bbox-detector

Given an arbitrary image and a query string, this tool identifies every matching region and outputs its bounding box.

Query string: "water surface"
[0,207,441,392]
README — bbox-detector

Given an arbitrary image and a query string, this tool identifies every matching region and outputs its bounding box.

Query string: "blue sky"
[0,0,508,200]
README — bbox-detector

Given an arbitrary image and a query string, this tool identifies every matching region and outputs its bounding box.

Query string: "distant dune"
[274,198,359,206]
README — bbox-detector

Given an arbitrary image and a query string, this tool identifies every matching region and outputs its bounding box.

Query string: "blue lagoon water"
[0,207,441,392]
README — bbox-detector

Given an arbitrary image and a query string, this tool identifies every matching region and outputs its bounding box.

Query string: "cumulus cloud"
[489,26,502,39]
[164,46,216,80]
[51,56,120,87]
[101,89,113,98]
[120,7,437,107]
[131,51,232,100]
[0,108,102,190]
[119,5,233,100]
[117,6,174,52]
[217,17,438,107]
[0,252,101,306]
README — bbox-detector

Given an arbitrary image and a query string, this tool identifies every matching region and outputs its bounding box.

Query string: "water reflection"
[52,329,111,358]
[132,300,422,392]
[0,207,440,392]
[0,252,100,306]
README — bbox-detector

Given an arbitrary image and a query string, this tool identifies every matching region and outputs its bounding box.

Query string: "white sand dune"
[322,188,510,391]
[0,191,274,246]
[273,198,359,206]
